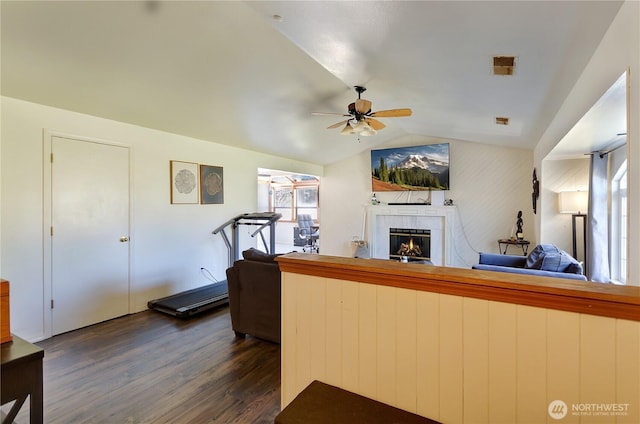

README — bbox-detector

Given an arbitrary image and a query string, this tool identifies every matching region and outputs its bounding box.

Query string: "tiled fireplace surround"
[366,205,456,266]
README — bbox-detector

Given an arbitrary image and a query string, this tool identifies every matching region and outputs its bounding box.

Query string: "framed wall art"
[170,160,199,204]
[200,164,224,204]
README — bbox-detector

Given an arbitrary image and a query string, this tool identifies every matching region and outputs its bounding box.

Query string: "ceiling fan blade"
[356,99,372,114]
[365,118,386,130]
[312,112,351,117]
[327,119,349,129]
[370,108,412,118]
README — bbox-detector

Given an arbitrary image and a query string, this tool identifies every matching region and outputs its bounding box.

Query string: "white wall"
[321,134,534,268]
[0,96,322,341]
[534,0,639,284]
[3,97,533,340]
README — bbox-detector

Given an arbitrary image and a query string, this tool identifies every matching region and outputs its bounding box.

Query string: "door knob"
[120,236,129,242]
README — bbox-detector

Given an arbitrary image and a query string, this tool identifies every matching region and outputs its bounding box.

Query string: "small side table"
[1,335,44,424]
[498,238,530,256]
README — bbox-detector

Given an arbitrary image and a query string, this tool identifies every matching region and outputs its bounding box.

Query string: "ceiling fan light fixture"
[315,86,411,137]
[340,123,356,135]
[360,129,377,136]
[352,120,367,131]
[355,120,375,132]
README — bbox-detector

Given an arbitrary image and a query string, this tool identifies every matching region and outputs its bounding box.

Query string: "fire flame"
[397,237,422,257]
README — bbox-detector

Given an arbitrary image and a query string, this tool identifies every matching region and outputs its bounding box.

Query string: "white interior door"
[51,136,130,335]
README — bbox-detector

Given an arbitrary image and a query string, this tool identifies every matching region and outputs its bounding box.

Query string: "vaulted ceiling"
[1,1,624,165]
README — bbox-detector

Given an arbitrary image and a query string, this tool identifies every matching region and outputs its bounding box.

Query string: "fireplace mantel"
[367,204,456,266]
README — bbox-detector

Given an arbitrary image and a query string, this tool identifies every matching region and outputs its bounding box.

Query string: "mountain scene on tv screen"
[371,144,450,191]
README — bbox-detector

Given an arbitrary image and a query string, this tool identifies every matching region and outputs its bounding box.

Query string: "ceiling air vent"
[493,56,516,75]
[496,117,509,125]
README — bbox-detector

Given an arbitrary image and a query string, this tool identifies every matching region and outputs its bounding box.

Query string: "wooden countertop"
[276,253,640,321]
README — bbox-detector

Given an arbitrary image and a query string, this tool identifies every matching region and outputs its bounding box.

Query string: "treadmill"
[147,212,281,318]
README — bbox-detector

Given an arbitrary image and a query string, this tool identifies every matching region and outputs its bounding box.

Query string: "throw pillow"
[525,244,581,273]
[242,247,280,263]
[526,244,558,269]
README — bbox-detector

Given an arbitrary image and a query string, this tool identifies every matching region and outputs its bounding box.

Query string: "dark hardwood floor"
[13,306,281,423]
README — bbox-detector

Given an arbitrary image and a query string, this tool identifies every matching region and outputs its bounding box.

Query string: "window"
[267,174,319,222]
[273,186,293,221]
[611,160,627,284]
[296,186,319,219]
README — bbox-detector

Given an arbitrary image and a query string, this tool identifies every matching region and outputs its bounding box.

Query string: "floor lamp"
[558,191,588,271]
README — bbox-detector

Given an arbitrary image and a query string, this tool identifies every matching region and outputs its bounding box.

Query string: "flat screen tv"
[371,143,450,191]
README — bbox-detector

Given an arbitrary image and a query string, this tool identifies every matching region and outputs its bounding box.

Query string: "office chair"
[297,214,319,253]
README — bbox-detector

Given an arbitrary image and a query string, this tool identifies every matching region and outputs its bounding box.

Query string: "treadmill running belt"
[148,280,228,318]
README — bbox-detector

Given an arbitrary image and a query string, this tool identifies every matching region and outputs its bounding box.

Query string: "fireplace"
[389,228,431,262]
[367,205,455,266]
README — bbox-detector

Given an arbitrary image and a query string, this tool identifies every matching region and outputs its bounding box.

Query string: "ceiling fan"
[312,86,412,136]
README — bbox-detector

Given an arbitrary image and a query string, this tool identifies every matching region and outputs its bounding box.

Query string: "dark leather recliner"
[225,248,281,343]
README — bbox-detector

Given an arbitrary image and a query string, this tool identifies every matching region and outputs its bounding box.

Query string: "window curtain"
[586,152,610,282]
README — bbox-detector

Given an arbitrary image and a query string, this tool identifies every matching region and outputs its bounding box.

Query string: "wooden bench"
[275,380,441,424]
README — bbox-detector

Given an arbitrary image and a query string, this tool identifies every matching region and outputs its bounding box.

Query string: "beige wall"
[540,158,590,253]
[320,134,533,267]
[281,271,640,423]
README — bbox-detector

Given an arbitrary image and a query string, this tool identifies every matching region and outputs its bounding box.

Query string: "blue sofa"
[472,244,587,281]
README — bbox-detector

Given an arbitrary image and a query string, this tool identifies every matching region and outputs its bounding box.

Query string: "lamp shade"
[558,191,588,214]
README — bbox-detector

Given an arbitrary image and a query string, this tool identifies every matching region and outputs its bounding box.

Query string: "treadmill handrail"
[212,212,282,235]
[212,216,237,235]
[212,212,282,266]
[250,216,281,237]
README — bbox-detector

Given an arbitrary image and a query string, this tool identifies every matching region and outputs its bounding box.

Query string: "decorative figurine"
[532,168,539,214]
[516,210,524,240]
